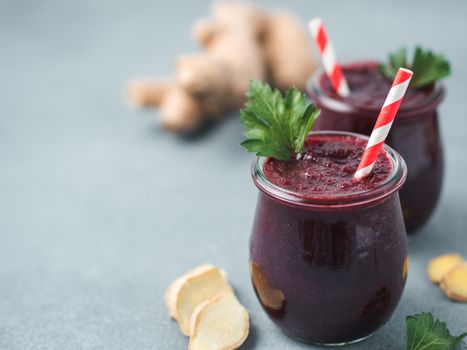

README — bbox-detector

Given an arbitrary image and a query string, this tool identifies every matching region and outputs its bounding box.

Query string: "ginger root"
[126,2,316,133]
[188,292,249,350]
[440,263,467,302]
[165,264,249,349]
[427,253,467,303]
[263,13,317,91]
[127,80,172,108]
[427,253,463,284]
[171,265,231,336]
[164,264,215,320]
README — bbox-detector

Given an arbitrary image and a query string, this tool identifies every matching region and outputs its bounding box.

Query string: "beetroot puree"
[250,132,408,345]
[264,135,392,196]
[320,62,434,111]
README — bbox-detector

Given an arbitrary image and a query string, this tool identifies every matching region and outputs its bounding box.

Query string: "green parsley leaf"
[380,46,451,88]
[406,312,467,350]
[380,47,408,81]
[411,47,451,88]
[240,80,319,161]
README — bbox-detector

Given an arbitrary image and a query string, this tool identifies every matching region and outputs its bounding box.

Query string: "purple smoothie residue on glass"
[264,135,392,196]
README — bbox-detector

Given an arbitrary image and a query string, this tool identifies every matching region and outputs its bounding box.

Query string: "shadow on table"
[241,321,258,350]
[147,111,241,143]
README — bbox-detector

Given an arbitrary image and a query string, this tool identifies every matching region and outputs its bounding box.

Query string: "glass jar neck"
[252,131,407,211]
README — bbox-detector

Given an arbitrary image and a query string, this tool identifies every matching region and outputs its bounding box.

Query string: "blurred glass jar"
[308,62,445,233]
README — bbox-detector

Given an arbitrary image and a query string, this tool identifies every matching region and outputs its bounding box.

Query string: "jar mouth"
[307,61,445,118]
[252,131,407,209]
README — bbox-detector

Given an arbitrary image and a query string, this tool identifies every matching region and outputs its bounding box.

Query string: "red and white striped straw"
[308,17,350,97]
[354,68,413,180]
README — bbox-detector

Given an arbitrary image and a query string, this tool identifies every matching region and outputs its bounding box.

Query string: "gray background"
[1,0,466,349]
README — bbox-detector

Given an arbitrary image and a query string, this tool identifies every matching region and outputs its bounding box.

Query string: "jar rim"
[251,131,407,209]
[307,61,445,118]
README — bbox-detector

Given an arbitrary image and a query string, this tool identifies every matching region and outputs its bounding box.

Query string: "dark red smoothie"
[308,62,444,233]
[265,135,392,196]
[250,132,408,345]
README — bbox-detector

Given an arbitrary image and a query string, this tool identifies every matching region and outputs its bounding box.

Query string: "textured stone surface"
[1,0,466,349]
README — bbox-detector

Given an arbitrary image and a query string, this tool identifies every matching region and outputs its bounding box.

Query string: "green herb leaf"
[411,47,451,88]
[380,47,407,80]
[406,312,467,350]
[240,80,319,161]
[380,46,450,88]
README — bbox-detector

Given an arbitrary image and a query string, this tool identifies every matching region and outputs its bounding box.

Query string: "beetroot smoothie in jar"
[308,61,445,233]
[249,131,408,345]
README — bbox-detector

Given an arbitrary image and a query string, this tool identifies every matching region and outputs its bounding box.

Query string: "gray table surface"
[1,0,466,349]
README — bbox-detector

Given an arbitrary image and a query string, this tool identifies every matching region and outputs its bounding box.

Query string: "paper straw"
[354,68,413,180]
[308,17,350,97]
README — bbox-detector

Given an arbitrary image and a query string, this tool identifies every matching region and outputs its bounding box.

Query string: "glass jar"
[249,131,408,345]
[307,62,445,233]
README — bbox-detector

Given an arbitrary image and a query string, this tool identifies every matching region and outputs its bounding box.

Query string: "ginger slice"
[188,292,249,350]
[440,263,467,302]
[250,262,284,311]
[164,264,214,320]
[175,266,231,336]
[188,298,213,337]
[427,253,464,284]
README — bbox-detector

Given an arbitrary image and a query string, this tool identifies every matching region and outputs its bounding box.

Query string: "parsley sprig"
[240,80,320,161]
[380,46,450,88]
[406,313,467,350]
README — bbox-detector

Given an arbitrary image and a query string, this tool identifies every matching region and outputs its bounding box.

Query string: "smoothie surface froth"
[264,135,393,196]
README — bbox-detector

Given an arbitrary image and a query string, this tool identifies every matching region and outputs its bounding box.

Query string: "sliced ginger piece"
[427,253,464,284]
[176,266,231,336]
[164,264,214,320]
[189,292,249,350]
[440,263,467,302]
